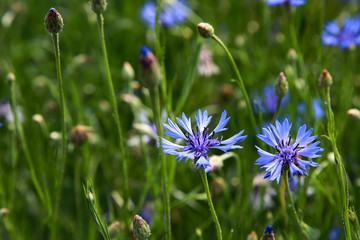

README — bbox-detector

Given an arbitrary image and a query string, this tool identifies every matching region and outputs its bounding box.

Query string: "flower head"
[322,16,360,49]
[262,225,275,240]
[161,109,247,170]
[267,0,305,7]
[256,118,323,184]
[140,0,188,29]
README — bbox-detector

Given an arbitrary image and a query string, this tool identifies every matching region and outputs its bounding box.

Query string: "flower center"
[275,136,300,163]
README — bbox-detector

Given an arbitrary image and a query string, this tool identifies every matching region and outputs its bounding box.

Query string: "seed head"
[319,69,333,88]
[274,72,288,98]
[90,0,107,14]
[44,8,63,34]
[133,215,151,240]
[197,22,214,38]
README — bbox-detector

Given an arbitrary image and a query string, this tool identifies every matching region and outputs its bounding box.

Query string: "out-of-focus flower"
[140,0,188,29]
[322,16,360,49]
[0,102,23,123]
[348,108,360,120]
[139,46,162,89]
[267,0,305,7]
[262,225,275,240]
[297,98,325,121]
[161,109,247,169]
[251,173,276,210]
[328,226,341,240]
[205,152,235,173]
[198,44,220,77]
[252,86,290,115]
[255,118,323,184]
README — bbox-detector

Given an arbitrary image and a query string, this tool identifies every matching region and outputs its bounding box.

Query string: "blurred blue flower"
[267,0,305,7]
[328,226,341,240]
[262,225,275,240]
[140,0,189,29]
[256,118,323,184]
[297,98,325,121]
[253,85,290,115]
[161,109,247,169]
[322,16,360,49]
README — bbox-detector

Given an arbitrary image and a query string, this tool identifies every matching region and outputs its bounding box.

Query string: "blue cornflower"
[161,109,247,169]
[267,0,305,7]
[140,0,188,29]
[255,118,323,184]
[322,16,360,49]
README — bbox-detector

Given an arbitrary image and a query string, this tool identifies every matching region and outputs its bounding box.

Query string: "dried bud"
[197,22,214,38]
[287,48,297,62]
[69,125,92,148]
[247,231,258,240]
[262,225,275,240]
[44,8,63,34]
[133,215,151,240]
[0,208,9,218]
[274,72,288,98]
[6,72,16,82]
[319,69,333,88]
[139,46,161,89]
[122,62,135,81]
[108,221,120,238]
[90,0,107,14]
[348,108,360,120]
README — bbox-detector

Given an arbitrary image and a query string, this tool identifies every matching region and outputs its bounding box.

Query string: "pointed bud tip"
[319,69,333,87]
[274,72,288,98]
[44,7,63,34]
[197,22,214,38]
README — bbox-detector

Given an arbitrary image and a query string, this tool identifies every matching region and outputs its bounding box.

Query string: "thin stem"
[211,34,257,133]
[272,97,283,123]
[199,168,222,240]
[324,87,352,239]
[51,33,67,238]
[9,80,47,211]
[96,13,130,226]
[284,170,310,240]
[150,87,171,239]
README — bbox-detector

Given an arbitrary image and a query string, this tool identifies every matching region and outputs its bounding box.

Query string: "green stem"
[284,170,310,240]
[96,13,130,226]
[9,80,47,211]
[324,87,352,239]
[51,33,67,238]
[272,97,283,123]
[211,34,257,133]
[199,168,222,240]
[150,88,171,239]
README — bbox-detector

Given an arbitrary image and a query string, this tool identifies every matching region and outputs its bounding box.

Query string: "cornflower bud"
[0,208,9,218]
[44,8,63,34]
[32,114,44,124]
[287,48,297,62]
[247,231,258,240]
[69,125,92,148]
[197,22,214,38]
[108,221,120,238]
[348,108,360,120]
[90,0,107,14]
[122,62,135,81]
[262,225,275,240]
[274,72,288,98]
[319,69,333,87]
[133,215,151,240]
[6,72,16,83]
[139,46,161,89]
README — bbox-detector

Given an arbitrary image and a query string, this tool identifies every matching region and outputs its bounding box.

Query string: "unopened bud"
[139,46,161,89]
[133,215,151,240]
[90,0,107,14]
[319,69,333,88]
[0,208,9,218]
[262,225,275,240]
[274,72,288,98]
[247,231,258,240]
[32,114,44,123]
[108,221,120,238]
[348,108,360,120]
[122,62,135,81]
[6,72,16,82]
[197,22,214,38]
[287,48,297,62]
[44,8,63,34]
[69,125,92,147]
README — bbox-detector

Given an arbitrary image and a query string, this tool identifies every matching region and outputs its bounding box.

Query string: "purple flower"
[267,0,305,7]
[161,109,247,169]
[322,16,360,49]
[140,0,188,29]
[252,86,290,115]
[255,119,323,184]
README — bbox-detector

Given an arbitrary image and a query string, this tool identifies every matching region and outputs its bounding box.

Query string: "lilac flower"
[255,118,323,184]
[322,16,360,49]
[140,0,188,29]
[161,109,247,169]
[267,0,306,7]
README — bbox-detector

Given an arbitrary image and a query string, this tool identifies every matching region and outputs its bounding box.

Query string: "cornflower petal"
[195,109,212,133]
[195,156,212,169]
[212,110,230,133]
[163,118,186,139]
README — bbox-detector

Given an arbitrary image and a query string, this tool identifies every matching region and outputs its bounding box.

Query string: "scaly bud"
[197,22,214,38]
[44,8,63,34]
[122,62,135,81]
[90,0,107,14]
[6,72,16,83]
[139,46,161,89]
[262,225,275,240]
[274,72,288,98]
[319,69,333,88]
[133,215,151,240]
[348,108,360,120]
